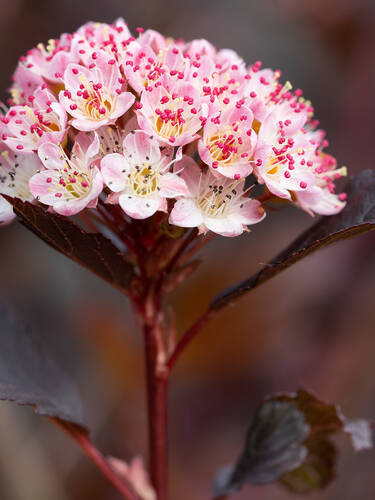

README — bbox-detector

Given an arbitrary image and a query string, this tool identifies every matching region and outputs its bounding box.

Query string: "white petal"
[101,154,129,192]
[169,198,203,228]
[119,193,161,219]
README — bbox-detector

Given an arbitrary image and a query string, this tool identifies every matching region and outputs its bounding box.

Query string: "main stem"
[143,297,169,500]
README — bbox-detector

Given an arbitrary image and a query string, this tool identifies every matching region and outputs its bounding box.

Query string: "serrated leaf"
[0,302,86,429]
[213,389,373,498]
[276,390,373,494]
[211,170,375,311]
[7,198,134,293]
[213,400,310,497]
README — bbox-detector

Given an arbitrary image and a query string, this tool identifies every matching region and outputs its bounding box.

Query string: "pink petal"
[235,199,266,225]
[101,153,129,192]
[110,92,135,121]
[204,216,244,237]
[159,172,189,198]
[29,171,61,204]
[38,142,64,170]
[169,198,203,227]
[174,156,202,196]
[119,193,161,219]
[123,130,161,165]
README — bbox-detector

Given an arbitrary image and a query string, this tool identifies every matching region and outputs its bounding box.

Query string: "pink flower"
[73,18,135,67]
[59,52,135,131]
[10,64,45,104]
[2,87,67,153]
[138,29,168,54]
[77,18,132,48]
[215,48,245,73]
[20,33,79,84]
[101,130,188,219]
[169,158,265,237]
[254,112,315,199]
[198,105,256,179]
[296,154,347,215]
[245,65,309,131]
[186,57,249,115]
[0,145,42,223]
[123,44,188,94]
[184,39,216,60]
[30,133,103,216]
[245,67,281,122]
[137,80,207,146]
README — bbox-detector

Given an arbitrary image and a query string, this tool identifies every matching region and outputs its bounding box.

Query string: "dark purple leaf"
[211,170,375,311]
[213,399,310,497]
[0,302,86,430]
[6,198,134,293]
[279,435,335,493]
[213,389,373,498]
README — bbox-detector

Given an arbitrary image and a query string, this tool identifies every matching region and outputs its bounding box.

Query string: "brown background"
[0,0,375,499]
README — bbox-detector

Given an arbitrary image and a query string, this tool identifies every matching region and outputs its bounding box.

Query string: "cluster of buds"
[0,18,347,236]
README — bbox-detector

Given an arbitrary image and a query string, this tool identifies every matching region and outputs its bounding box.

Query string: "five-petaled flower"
[59,52,135,131]
[29,132,103,215]
[101,130,188,219]
[169,158,265,237]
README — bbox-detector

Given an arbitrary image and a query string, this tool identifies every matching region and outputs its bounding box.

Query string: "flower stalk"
[141,285,170,500]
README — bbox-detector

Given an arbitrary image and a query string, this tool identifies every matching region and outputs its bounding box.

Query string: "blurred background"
[1,0,375,499]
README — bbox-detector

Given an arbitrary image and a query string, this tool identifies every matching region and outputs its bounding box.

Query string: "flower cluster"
[0,18,347,236]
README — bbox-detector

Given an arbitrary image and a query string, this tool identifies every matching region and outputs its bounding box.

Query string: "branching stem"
[53,420,139,500]
[167,308,215,370]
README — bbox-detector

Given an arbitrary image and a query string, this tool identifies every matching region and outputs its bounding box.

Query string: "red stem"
[167,308,214,370]
[144,319,169,500]
[146,335,168,500]
[140,284,170,500]
[54,421,138,500]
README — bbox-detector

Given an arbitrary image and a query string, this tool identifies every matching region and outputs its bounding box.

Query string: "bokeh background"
[0,0,375,499]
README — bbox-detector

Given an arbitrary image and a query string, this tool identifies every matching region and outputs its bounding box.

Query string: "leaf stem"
[167,308,214,370]
[54,421,139,500]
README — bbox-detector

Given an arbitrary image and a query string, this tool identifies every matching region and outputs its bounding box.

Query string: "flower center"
[198,179,241,217]
[129,165,159,196]
[99,126,124,155]
[52,148,93,200]
[208,132,238,165]
[78,76,114,121]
